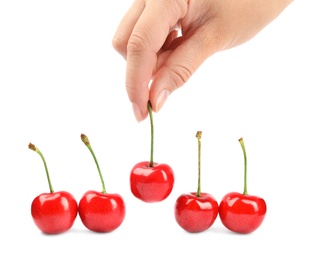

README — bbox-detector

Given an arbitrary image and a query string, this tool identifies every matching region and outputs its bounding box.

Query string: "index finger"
[126,0,188,120]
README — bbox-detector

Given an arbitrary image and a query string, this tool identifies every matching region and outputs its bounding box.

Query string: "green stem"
[29,143,54,193]
[239,138,248,195]
[196,131,202,197]
[81,134,106,194]
[148,101,154,167]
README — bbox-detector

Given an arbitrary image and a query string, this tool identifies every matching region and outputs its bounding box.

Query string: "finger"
[112,0,146,59]
[126,0,188,120]
[162,30,180,51]
[149,28,218,112]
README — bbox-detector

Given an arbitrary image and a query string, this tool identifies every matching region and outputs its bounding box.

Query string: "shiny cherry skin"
[219,192,267,234]
[31,191,78,235]
[130,161,174,203]
[174,192,219,233]
[78,190,126,232]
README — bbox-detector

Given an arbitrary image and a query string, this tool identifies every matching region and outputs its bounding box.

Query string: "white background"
[1,1,317,259]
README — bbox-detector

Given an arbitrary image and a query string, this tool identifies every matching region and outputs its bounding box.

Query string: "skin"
[112,0,293,122]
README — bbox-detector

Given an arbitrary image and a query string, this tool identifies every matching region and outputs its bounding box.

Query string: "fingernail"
[132,103,143,123]
[156,90,170,112]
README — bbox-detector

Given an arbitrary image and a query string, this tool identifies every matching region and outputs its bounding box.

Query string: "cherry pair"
[174,132,267,234]
[29,134,125,235]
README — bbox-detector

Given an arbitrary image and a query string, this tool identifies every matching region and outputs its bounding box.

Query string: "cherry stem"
[148,101,154,167]
[196,131,202,197]
[239,137,248,195]
[81,134,106,194]
[28,143,54,193]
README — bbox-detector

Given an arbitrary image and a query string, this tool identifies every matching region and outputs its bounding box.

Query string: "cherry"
[78,134,126,233]
[174,131,219,233]
[130,101,174,203]
[28,143,78,235]
[219,138,267,234]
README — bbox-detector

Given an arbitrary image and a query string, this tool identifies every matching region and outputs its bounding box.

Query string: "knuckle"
[169,63,194,88]
[127,29,150,53]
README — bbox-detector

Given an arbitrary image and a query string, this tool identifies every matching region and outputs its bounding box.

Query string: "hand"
[113,0,293,122]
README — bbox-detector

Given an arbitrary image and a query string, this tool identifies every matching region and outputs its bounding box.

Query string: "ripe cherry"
[174,131,218,233]
[29,143,78,235]
[130,101,174,203]
[219,138,267,234]
[78,134,126,233]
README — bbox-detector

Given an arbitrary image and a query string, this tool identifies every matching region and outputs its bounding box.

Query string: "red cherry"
[175,192,218,233]
[79,190,125,232]
[130,161,174,202]
[130,101,174,203]
[31,191,78,234]
[29,143,78,235]
[219,138,267,234]
[174,131,218,233]
[219,192,266,234]
[78,134,126,232]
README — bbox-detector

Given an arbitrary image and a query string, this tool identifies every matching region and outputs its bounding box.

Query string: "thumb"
[149,35,213,113]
